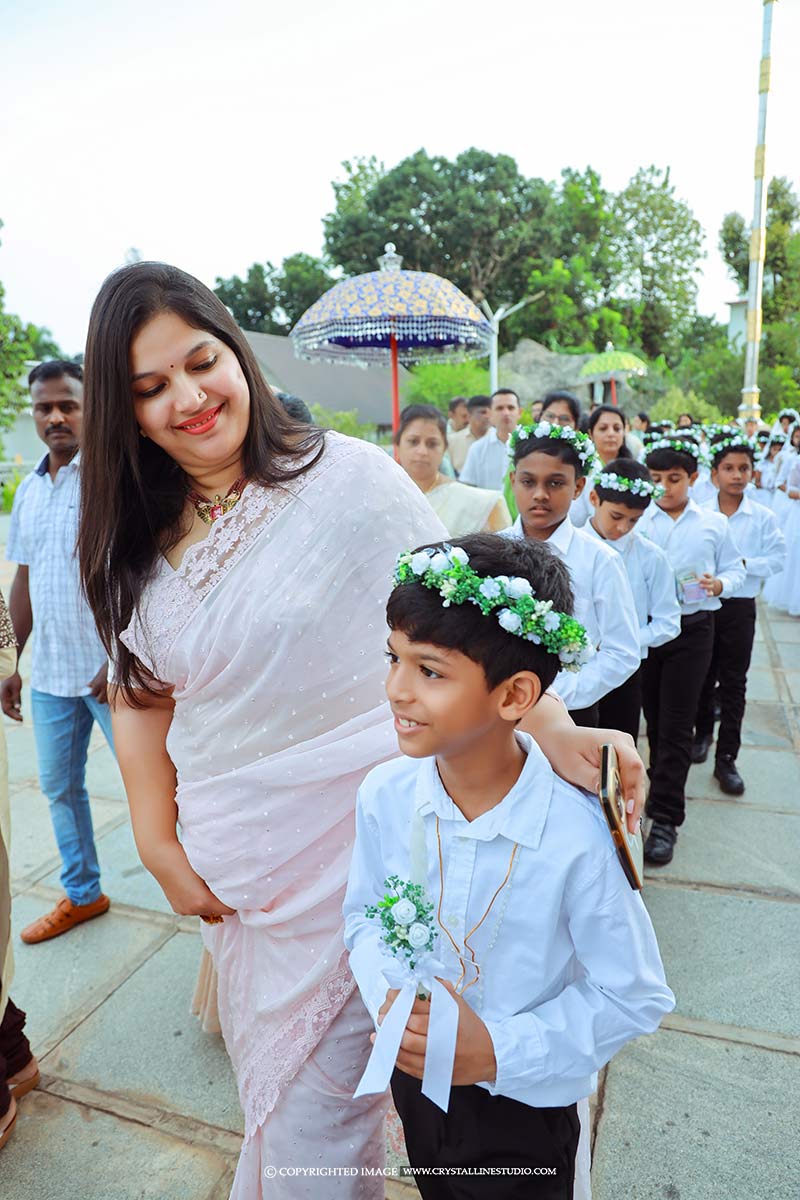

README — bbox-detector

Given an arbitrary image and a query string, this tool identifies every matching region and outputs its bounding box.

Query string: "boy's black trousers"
[694,597,757,763]
[642,611,714,827]
[391,1069,579,1199]
[598,664,643,743]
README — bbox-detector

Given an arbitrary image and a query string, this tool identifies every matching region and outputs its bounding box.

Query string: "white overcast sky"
[1,0,799,355]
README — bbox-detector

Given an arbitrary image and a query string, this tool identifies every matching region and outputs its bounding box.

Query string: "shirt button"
[447,915,460,926]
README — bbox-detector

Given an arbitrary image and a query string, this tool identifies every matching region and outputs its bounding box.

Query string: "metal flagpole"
[739,0,777,423]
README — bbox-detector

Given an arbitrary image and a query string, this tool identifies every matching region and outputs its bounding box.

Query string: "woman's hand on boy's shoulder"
[375,983,497,1087]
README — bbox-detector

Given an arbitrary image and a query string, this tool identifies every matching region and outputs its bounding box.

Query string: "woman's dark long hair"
[79,261,325,698]
[587,403,633,459]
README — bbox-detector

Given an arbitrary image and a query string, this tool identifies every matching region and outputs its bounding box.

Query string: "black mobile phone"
[598,744,643,891]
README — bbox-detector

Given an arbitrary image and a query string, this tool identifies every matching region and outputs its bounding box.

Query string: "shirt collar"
[413,731,555,850]
[34,450,81,477]
[584,518,630,555]
[713,492,752,517]
[545,516,574,556]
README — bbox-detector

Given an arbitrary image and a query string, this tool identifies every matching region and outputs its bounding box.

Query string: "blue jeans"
[31,689,116,906]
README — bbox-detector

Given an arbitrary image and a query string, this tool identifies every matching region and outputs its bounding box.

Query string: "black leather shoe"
[714,756,745,795]
[643,821,678,866]
[690,734,712,764]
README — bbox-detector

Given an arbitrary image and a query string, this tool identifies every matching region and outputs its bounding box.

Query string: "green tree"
[323,148,557,307]
[215,254,334,334]
[649,386,725,426]
[308,404,375,439]
[273,253,335,329]
[214,262,283,334]
[611,166,704,359]
[401,361,490,412]
[720,177,800,323]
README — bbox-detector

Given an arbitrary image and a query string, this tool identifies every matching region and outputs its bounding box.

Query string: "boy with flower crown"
[503,421,640,727]
[343,534,674,1200]
[585,457,681,742]
[638,433,746,865]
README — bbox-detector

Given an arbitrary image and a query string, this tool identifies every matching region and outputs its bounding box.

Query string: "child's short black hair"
[512,431,583,475]
[645,436,700,475]
[594,458,657,511]
[710,437,755,469]
[386,533,574,693]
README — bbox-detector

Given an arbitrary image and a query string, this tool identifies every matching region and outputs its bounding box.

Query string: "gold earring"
[139,429,147,438]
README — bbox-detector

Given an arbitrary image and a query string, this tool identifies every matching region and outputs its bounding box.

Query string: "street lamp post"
[740,0,777,423]
[480,293,544,393]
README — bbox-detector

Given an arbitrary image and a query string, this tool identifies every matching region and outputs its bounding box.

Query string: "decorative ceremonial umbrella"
[290,244,493,437]
[579,343,648,406]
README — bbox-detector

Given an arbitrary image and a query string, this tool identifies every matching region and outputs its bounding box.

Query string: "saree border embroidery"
[121,434,364,680]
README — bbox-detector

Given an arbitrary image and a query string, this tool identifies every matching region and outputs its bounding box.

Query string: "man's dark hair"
[275,392,313,424]
[387,533,573,692]
[467,394,492,411]
[448,395,467,413]
[540,391,581,426]
[395,404,447,444]
[28,360,83,388]
[594,458,656,511]
[491,388,519,404]
[677,412,694,425]
[512,432,583,475]
[710,437,755,469]
[645,438,700,475]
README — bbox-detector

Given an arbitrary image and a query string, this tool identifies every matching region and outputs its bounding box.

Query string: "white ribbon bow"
[353,957,459,1112]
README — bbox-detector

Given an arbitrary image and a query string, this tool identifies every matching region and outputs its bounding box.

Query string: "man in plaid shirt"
[1,362,115,943]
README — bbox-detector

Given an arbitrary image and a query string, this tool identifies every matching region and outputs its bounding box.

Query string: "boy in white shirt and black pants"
[585,458,681,741]
[344,533,674,1199]
[692,434,785,794]
[503,422,640,726]
[638,435,746,865]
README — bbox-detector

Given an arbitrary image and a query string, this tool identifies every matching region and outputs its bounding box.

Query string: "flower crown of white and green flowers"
[643,435,701,457]
[393,545,593,671]
[509,421,598,477]
[595,472,666,500]
[709,435,756,462]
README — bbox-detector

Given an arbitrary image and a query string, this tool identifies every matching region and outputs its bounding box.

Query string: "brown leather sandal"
[0,1097,17,1153]
[8,1063,40,1101]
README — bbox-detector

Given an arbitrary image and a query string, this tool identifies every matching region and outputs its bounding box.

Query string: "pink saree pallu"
[120,435,444,1196]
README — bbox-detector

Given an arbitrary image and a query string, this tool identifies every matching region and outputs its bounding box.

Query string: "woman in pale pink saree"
[79,264,642,1199]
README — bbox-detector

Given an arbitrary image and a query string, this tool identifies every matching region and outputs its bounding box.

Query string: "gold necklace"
[435,815,519,994]
[186,475,248,525]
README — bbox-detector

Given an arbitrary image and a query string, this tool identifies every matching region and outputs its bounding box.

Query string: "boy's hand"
[375,982,497,1086]
[698,573,722,597]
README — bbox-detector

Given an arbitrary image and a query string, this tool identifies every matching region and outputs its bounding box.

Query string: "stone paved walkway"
[1,525,798,1197]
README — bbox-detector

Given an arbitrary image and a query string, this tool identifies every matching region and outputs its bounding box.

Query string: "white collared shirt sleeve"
[458,441,481,486]
[343,789,400,1027]
[741,506,786,580]
[639,541,681,654]
[716,521,748,598]
[482,844,674,1096]
[553,549,639,710]
[6,475,32,564]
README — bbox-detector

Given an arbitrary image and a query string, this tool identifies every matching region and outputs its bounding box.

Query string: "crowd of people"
[0,261,796,1198]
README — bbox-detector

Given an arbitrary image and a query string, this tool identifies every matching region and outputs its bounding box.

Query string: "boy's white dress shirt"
[701,494,785,599]
[584,522,680,659]
[343,733,674,1108]
[460,428,511,492]
[501,516,640,709]
[636,499,747,614]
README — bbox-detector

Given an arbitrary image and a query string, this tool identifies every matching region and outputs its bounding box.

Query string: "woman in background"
[396,404,511,536]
